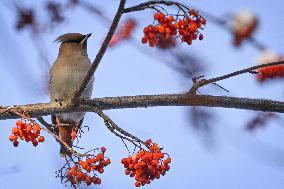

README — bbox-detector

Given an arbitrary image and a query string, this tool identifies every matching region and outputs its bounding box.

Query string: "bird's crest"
[54,33,85,43]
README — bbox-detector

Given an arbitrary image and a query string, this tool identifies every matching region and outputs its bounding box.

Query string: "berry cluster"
[156,37,176,49]
[246,112,275,131]
[109,18,137,47]
[142,10,206,47]
[9,119,45,147]
[46,1,64,23]
[16,9,35,30]
[121,140,171,187]
[65,147,111,187]
[256,65,284,82]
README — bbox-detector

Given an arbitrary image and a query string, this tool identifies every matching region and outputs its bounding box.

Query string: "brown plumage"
[50,33,94,156]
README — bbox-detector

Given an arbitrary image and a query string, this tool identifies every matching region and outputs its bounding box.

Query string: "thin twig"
[93,106,145,149]
[123,1,188,13]
[189,61,284,94]
[37,117,55,133]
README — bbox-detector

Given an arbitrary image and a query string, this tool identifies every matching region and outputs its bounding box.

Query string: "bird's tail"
[58,124,74,157]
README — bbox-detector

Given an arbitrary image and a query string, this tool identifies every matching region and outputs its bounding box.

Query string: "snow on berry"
[230,10,258,46]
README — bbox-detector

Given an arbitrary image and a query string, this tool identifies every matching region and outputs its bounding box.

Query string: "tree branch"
[189,61,284,94]
[0,94,283,120]
[71,0,126,102]
[37,117,56,133]
[93,107,145,148]
[123,0,188,13]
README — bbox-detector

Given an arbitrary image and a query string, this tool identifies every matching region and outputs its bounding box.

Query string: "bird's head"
[55,33,92,55]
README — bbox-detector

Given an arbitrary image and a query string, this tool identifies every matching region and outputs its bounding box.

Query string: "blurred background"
[0,0,284,188]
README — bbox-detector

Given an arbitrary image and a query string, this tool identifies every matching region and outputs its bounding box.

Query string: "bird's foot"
[55,98,65,106]
[83,96,91,100]
[80,97,91,102]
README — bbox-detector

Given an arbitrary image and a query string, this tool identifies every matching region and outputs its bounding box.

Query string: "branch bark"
[0,94,283,120]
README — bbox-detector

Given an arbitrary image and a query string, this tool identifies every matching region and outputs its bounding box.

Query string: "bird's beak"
[80,33,92,44]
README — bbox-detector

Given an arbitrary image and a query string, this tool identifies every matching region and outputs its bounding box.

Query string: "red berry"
[101,147,106,153]
[199,34,204,40]
[13,140,19,147]
[135,181,141,187]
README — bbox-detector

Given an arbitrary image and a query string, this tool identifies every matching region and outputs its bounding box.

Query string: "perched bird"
[50,33,94,156]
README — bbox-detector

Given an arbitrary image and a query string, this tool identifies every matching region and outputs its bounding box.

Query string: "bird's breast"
[50,56,93,101]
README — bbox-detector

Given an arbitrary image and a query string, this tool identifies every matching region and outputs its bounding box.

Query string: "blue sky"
[0,0,284,189]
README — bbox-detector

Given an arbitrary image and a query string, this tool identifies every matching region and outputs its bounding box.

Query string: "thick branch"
[0,94,283,120]
[72,0,126,102]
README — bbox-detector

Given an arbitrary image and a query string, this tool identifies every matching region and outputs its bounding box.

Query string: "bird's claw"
[55,98,64,106]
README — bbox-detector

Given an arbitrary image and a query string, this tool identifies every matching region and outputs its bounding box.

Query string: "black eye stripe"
[66,40,80,43]
[65,36,86,44]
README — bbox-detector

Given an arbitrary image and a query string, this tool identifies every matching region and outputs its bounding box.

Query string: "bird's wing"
[49,66,53,90]
[49,61,56,93]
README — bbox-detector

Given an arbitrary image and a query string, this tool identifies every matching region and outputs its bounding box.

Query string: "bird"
[49,33,94,156]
